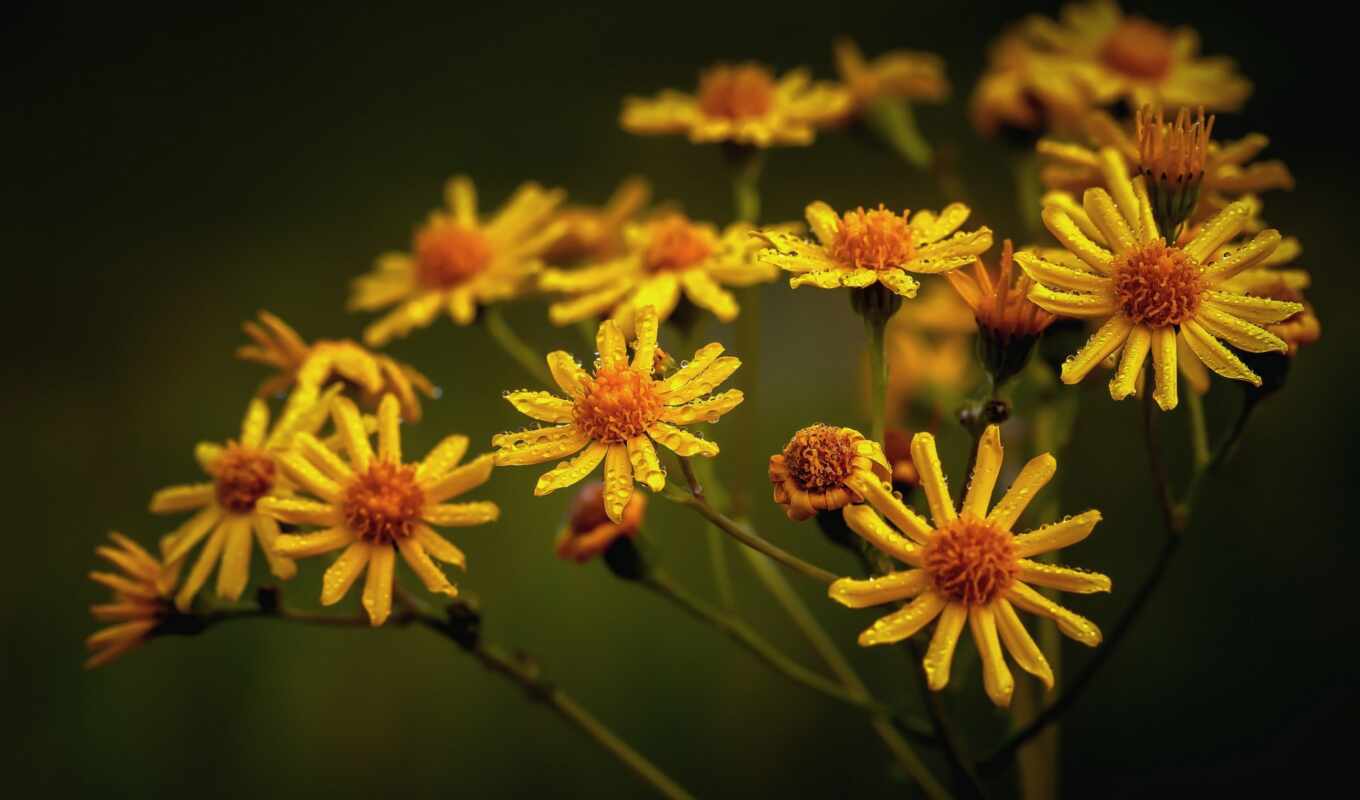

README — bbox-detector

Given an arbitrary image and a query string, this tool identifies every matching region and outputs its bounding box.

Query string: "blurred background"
[6,1,1356,796]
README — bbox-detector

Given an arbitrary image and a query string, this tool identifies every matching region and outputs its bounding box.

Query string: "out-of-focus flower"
[541,212,777,335]
[882,428,919,489]
[947,240,1056,385]
[621,63,850,148]
[149,391,335,610]
[238,311,435,422]
[556,482,647,563]
[970,29,1091,138]
[1220,241,1320,356]
[883,285,978,415]
[829,426,1108,707]
[833,37,949,114]
[494,307,742,522]
[86,533,180,669]
[758,202,992,298]
[1017,148,1302,410]
[350,176,566,346]
[263,395,498,626]
[769,424,890,521]
[544,177,652,265]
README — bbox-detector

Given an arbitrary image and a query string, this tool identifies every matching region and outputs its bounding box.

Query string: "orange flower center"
[1112,241,1203,327]
[782,425,859,492]
[214,445,277,513]
[830,206,916,270]
[415,219,493,289]
[342,461,426,544]
[573,367,663,443]
[923,517,1018,606]
[697,65,776,120]
[1101,18,1175,80]
[643,215,715,272]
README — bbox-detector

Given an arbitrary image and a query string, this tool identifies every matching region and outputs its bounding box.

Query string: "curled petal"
[626,436,666,492]
[397,537,458,597]
[1016,560,1112,594]
[546,351,590,398]
[994,599,1053,689]
[1180,320,1261,386]
[321,541,370,605]
[659,343,724,396]
[1006,581,1102,646]
[663,357,741,405]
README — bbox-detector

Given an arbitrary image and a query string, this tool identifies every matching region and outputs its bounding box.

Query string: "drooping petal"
[910,432,956,527]
[1150,327,1179,411]
[423,454,496,504]
[846,474,933,545]
[962,425,1003,519]
[174,522,228,611]
[397,537,458,597]
[790,269,849,289]
[1005,581,1102,646]
[422,501,500,527]
[215,515,254,601]
[922,603,967,691]
[162,506,224,565]
[414,524,467,568]
[252,514,297,580]
[842,504,926,564]
[321,541,370,605]
[911,202,971,244]
[993,599,1053,689]
[274,527,353,558]
[1109,324,1151,401]
[645,422,718,457]
[1012,510,1102,558]
[877,268,921,298]
[857,592,946,646]
[1059,315,1134,384]
[987,454,1057,531]
[1016,560,1112,594]
[534,441,609,495]
[970,604,1015,707]
[626,436,666,492]
[602,445,635,523]
[1194,306,1288,353]
[828,570,930,609]
[149,484,214,514]
[1180,320,1261,386]
[361,544,396,626]
[1028,283,1119,318]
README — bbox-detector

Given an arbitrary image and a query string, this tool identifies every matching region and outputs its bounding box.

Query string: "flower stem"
[730,148,765,224]
[482,306,553,389]
[866,98,934,171]
[681,453,737,610]
[866,315,889,446]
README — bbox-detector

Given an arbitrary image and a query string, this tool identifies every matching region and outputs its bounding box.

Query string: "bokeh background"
[7,1,1356,796]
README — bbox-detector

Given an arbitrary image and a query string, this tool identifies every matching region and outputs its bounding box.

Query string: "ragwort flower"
[833,36,949,113]
[769,424,890,521]
[86,532,180,668]
[262,395,498,626]
[543,176,652,265]
[758,202,992,298]
[621,63,850,147]
[494,306,742,522]
[1017,147,1303,410]
[830,426,1109,707]
[946,240,1056,384]
[350,176,566,346]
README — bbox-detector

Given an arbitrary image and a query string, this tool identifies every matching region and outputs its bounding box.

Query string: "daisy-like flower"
[758,202,992,299]
[494,306,742,522]
[1019,1,1251,113]
[1038,107,1293,230]
[350,176,566,346]
[947,240,1056,384]
[769,424,890,521]
[1016,147,1303,410]
[829,426,1109,707]
[833,36,949,114]
[150,391,334,610]
[556,482,648,563]
[238,310,436,422]
[541,212,776,334]
[620,63,850,148]
[544,177,652,265]
[261,395,498,626]
[86,532,180,668]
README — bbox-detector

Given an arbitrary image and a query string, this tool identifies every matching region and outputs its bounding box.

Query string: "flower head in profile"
[544,177,652,265]
[947,240,1055,385]
[970,28,1095,138]
[238,311,436,422]
[261,395,498,626]
[829,426,1109,707]
[86,532,180,668]
[1018,1,1250,113]
[833,37,949,113]
[621,63,850,147]
[769,425,890,521]
[350,176,566,346]
[556,482,648,563]
[758,202,992,298]
[494,306,742,522]
[149,391,334,610]
[1017,147,1303,410]
[1219,239,1320,357]
[541,212,777,335]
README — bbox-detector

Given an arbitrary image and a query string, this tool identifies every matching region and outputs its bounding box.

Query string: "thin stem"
[680,456,737,610]
[483,306,553,388]
[908,637,989,799]
[866,315,889,446]
[661,482,838,585]
[730,149,765,224]
[1185,389,1211,470]
[866,98,934,170]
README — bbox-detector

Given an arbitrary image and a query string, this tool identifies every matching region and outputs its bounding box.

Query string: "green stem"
[866,315,889,446]
[483,307,553,388]
[681,456,737,610]
[1014,152,1043,239]
[1185,389,1211,471]
[866,98,933,170]
[730,149,765,224]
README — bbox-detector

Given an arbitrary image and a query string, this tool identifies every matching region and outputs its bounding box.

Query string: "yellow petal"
[376,394,402,463]
[602,445,635,523]
[275,527,353,558]
[1059,315,1134,384]
[423,453,496,504]
[414,524,467,568]
[857,592,946,647]
[1194,306,1288,354]
[1150,327,1179,411]
[331,396,373,471]
[505,391,575,423]
[417,434,469,481]
[1016,560,1112,594]
[969,604,1015,707]
[846,473,933,544]
[910,202,970,244]
[922,603,967,691]
[494,426,590,467]
[175,522,228,611]
[596,319,627,370]
[534,440,609,495]
[278,452,342,503]
[993,599,1053,689]
[662,357,740,405]
[397,537,458,597]
[446,175,477,226]
[1109,325,1151,401]
[215,515,254,601]
[791,268,852,289]
[658,389,744,425]
[548,284,634,326]
[910,432,955,527]
[1202,229,1281,284]
[1040,205,1113,273]
[240,398,270,449]
[296,433,354,484]
[1082,187,1136,255]
[659,342,723,396]
[162,506,224,566]
[631,305,660,373]
[1200,290,1301,325]
[828,570,930,609]
[1006,581,1102,646]
[645,422,718,457]
[1129,174,1159,245]
[962,425,1003,519]
[1180,320,1261,386]
[1184,200,1253,262]
[423,501,500,527]
[626,436,666,492]
[878,268,921,298]
[1013,251,1111,293]
[681,270,739,321]
[987,454,1056,531]
[321,541,370,605]
[1012,510,1102,558]
[149,484,214,514]
[361,544,396,626]
[546,351,589,398]
[252,514,297,580]
[1028,283,1118,318]
[805,201,840,245]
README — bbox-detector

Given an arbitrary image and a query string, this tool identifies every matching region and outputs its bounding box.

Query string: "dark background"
[6,2,1356,797]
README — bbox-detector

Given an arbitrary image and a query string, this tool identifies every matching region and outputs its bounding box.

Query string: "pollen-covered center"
[782,425,859,492]
[1101,18,1175,80]
[698,65,776,119]
[644,215,715,272]
[573,367,663,443]
[214,444,277,513]
[1112,241,1204,327]
[923,517,1018,606]
[830,206,916,270]
[342,461,426,544]
[415,218,493,289]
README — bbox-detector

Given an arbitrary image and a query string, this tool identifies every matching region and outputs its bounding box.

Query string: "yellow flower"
[350,176,566,346]
[769,425,890,521]
[1017,147,1303,410]
[829,426,1109,707]
[86,532,180,668]
[1038,108,1293,227]
[947,240,1056,338]
[544,177,652,265]
[1219,239,1320,357]
[759,202,992,298]
[541,212,776,334]
[238,310,436,422]
[494,306,742,522]
[620,63,850,147]
[970,28,1094,137]
[1018,1,1250,113]
[556,482,648,563]
[262,395,498,626]
[149,391,335,610]
[833,36,949,112]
